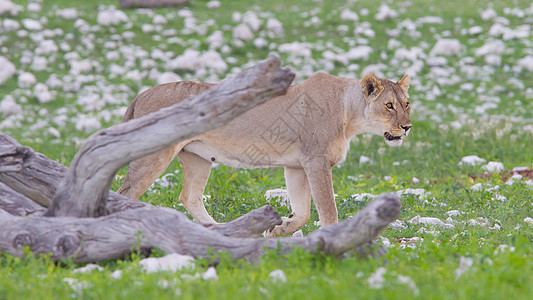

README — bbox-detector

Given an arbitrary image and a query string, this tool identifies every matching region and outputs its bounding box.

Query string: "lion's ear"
[361,74,384,101]
[397,74,410,97]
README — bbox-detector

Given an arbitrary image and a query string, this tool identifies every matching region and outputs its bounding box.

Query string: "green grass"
[1,0,533,298]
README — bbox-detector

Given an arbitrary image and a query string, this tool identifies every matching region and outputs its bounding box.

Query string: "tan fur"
[117,73,412,235]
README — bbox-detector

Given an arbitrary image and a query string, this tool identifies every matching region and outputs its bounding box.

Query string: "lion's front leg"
[264,167,311,237]
[301,154,338,227]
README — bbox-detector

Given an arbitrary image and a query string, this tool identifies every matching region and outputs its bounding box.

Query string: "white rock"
[22,19,42,31]
[206,1,221,9]
[412,177,420,184]
[231,12,242,22]
[2,19,19,32]
[388,219,406,229]
[265,188,290,208]
[494,244,515,254]
[97,8,128,26]
[0,56,16,84]
[475,40,506,56]
[368,267,386,289]
[111,270,122,279]
[517,56,533,72]
[481,8,497,21]
[57,8,78,20]
[75,115,101,133]
[340,9,359,21]
[233,23,254,41]
[156,72,181,85]
[266,18,284,38]
[454,256,473,279]
[397,188,430,200]
[207,30,224,48]
[344,46,373,61]
[47,127,61,138]
[524,217,533,225]
[278,42,312,57]
[351,193,376,202]
[62,278,90,292]
[512,167,529,172]
[0,96,22,116]
[506,174,523,185]
[69,59,93,74]
[27,2,41,12]
[375,4,398,21]
[430,39,461,56]
[170,49,227,74]
[359,155,370,164]
[446,210,461,217]
[458,155,486,166]
[269,269,287,283]
[0,0,20,16]
[34,83,53,103]
[73,264,103,273]
[18,72,36,88]
[485,54,501,66]
[243,11,261,32]
[482,161,505,173]
[468,26,483,35]
[253,37,268,48]
[35,40,58,55]
[152,14,167,25]
[139,253,195,273]
[202,267,218,280]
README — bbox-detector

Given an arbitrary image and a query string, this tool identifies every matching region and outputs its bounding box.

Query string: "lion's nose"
[401,125,412,131]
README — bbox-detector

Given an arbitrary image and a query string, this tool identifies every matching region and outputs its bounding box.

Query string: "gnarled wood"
[0,182,45,216]
[0,194,400,262]
[0,132,282,238]
[46,57,294,218]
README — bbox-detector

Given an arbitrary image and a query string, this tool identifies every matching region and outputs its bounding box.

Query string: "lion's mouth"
[384,132,402,141]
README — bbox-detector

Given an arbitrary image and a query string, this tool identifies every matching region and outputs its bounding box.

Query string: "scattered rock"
[139,253,195,273]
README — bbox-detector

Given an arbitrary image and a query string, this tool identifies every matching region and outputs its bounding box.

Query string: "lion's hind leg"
[117,146,178,200]
[177,150,215,224]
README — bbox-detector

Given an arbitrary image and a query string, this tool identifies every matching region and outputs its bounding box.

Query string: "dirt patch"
[469,169,533,182]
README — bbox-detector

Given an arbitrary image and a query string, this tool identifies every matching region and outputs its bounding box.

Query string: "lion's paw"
[263,216,292,238]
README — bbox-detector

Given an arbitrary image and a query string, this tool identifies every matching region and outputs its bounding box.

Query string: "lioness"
[117,73,412,236]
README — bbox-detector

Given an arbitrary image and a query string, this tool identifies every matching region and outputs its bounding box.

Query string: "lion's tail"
[122,97,138,122]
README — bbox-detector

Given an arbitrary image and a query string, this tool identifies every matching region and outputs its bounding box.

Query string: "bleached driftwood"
[0,193,399,262]
[0,57,401,263]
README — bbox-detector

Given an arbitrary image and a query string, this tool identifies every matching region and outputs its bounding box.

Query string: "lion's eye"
[386,103,394,110]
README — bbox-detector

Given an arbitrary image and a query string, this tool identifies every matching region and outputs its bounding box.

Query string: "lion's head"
[361,74,412,146]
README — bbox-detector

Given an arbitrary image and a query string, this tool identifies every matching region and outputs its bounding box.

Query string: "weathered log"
[0,182,44,216]
[0,194,400,263]
[0,132,282,238]
[46,57,294,218]
[118,0,192,9]
[0,132,149,212]
[0,133,62,207]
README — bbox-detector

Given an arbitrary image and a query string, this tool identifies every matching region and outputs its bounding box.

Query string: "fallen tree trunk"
[0,137,283,238]
[0,194,399,262]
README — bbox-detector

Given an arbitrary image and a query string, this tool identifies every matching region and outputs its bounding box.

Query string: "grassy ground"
[1,0,532,298]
